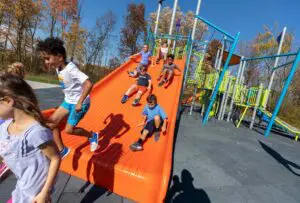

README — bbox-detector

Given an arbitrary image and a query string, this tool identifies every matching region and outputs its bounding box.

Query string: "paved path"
[1,81,300,203]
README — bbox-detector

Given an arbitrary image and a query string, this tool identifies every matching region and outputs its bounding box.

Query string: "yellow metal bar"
[236,106,249,128]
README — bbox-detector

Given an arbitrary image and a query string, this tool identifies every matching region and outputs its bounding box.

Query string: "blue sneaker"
[89,132,99,152]
[60,147,71,159]
[121,95,129,104]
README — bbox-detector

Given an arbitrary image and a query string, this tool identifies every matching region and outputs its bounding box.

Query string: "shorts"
[137,85,148,93]
[141,117,163,136]
[137,63,149,72]
[61,100,90,126]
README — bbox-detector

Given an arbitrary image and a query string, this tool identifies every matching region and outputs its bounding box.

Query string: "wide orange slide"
[43,56,186,203]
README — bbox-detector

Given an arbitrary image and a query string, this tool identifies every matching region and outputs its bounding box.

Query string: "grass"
[26,74,59,85]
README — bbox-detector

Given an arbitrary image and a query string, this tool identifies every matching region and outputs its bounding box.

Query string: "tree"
[240,25,294,87]
[119,3,147,58]
[64,0,84,60]
[84,11,116,66]
[45,0,78,39]
[149,7,207,41]
[109,57,121,69]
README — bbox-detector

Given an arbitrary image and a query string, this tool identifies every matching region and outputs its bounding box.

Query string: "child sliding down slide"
[121,65,152,106]
[157,54,181,87]
[128,44,154,77]
[130,94,168,151]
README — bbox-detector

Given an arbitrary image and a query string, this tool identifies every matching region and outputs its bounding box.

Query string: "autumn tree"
[149,7,207,41]
[45,0,78,39]
[250,25,293,79]
[119,3,147,58]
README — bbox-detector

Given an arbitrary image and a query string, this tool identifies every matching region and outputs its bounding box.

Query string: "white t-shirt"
[161,47,168,54]
[56,62,90,104]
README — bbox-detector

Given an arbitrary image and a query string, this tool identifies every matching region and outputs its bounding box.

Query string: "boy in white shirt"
[37,37,99,158]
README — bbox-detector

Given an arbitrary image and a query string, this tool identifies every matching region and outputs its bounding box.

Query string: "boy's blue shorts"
[61,101,90,126]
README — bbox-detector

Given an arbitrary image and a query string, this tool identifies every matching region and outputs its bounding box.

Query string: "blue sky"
[81,0,299,43]
[79,0,299,63]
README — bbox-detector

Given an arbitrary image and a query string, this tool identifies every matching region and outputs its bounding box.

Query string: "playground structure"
[186,35,300,139]
[37,0,300,202]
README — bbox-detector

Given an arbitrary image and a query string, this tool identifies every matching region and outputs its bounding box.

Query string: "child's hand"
[32,191,50,203]
[75,103,82,112]
[162,125,167,133]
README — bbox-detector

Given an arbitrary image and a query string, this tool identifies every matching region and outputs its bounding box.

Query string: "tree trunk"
[50,16,56,38]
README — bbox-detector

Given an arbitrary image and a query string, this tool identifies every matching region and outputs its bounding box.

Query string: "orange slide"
[43,56,185,203]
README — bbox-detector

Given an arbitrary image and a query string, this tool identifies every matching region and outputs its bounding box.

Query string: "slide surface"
[258,109,300,135]
[44,56,185,203]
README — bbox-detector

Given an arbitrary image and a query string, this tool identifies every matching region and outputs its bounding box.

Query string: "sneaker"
[121,95,129,104]
[154,131,160,142]
[0,163,9,178]
[128,71,135,77]
[89,132,99,152]
[60,147,71,159]
[130,142,143,151]
[132,98,140,106]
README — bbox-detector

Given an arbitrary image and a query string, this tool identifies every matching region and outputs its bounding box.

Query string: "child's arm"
[137,115,147,127]
[160,107,168,133]
[130,52,141,59]
[147,79,152,91]
[174,64,181,72]
[161,118,168,133]
[76,79,93,112]
[34,141,61,202]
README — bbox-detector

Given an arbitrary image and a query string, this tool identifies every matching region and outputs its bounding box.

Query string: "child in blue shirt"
[130,94,168,151]
[128,44,153,77]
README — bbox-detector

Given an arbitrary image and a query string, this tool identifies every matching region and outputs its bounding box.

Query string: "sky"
[80,0,300,61]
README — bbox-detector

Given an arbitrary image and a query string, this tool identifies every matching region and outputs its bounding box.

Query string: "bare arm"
[34,141,61,202]
[78,79,93,105]
[138,115,148,127]
[162,118,168,132]
[175,64,181,72]
[148,79,152,90]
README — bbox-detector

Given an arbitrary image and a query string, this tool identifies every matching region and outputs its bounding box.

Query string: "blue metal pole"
[195,15,235,40]
[264,49,300,137]
[272,60,294,71]
[202,32,240,124]
[243,52,297,61]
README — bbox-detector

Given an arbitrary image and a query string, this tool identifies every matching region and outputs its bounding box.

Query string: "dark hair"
[37,37,67,59]
[140,65,147,71]
[147,94,157,104]
[167,54,174,60]
[0,74,47,127]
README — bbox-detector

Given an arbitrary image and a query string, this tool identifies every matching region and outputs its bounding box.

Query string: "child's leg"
[154,115,162,130]
[125,84,137,96]
[64,103,99,152]
[140,129,150,142]
[166,70,174,82]
[158,69,168,83]
[135,90,144,100]
[64,104,92,137]
[49,106,69,151]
